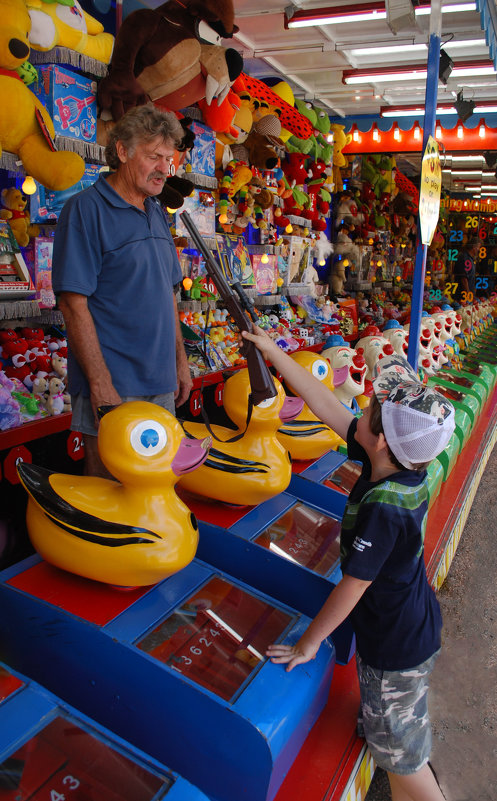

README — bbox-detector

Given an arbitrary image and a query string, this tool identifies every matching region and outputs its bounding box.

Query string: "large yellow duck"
[17,402,210,587]
[276,352,342,459]
[179,368,303,506]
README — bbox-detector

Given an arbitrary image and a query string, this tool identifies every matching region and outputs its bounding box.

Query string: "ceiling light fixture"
[479,124,486,138]
[381,102,497,116]
[436,124,442,138]
[413,125,421,140]
[439,49,454,85]
[457,124,464,138]
[454,90,475,121]
[344,61,495,85]
[285,2,476,29]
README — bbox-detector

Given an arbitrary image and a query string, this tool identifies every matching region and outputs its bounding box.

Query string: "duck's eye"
[312,359,329,381]
[256,395,277,409]
[130,420,167,456]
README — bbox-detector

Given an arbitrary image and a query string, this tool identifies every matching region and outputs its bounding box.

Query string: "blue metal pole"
[407,2,442,370]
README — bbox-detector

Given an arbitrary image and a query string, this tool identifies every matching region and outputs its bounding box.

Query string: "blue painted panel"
[0,558,335,801]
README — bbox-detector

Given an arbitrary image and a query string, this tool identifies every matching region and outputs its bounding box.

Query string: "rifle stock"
[180,211,277,404]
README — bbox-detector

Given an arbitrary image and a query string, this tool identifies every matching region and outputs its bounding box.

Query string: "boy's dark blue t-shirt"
[341,418,442,671]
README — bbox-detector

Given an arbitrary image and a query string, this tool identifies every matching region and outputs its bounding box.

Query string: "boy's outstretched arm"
[242,327,354,441]
[266,574,371,672]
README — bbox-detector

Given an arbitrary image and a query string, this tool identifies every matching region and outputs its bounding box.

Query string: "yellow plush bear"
[0,0,85,191]
[26,0,114,65]
[0,187,39,247]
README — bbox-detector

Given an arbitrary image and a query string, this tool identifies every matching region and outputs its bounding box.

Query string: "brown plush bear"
[0,188,39,247]
[98,0,243,121]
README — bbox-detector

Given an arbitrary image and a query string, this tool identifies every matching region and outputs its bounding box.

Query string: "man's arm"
[173,293,193,407]
[58,292,121,424]
[242,326,354,440]
[266,574,371,672]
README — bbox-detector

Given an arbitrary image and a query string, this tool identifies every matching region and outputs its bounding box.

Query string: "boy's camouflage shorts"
[356,649,440,775]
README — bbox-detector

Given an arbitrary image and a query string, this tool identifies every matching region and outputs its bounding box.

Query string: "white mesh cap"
[372,355,456,470]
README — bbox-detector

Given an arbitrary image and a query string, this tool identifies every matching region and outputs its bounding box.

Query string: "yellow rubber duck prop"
[277,351,342,459]
[17,402,211,587]
[179,368,303,506]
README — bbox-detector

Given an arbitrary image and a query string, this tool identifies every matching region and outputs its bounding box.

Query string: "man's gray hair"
[105,105,184,170]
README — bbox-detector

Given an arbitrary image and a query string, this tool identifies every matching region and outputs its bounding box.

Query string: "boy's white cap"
[372,355,456,470]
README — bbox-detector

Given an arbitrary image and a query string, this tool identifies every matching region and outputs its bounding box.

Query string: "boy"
[242,327,455,801]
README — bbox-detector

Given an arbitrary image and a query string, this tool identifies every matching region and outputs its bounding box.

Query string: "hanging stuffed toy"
[26,0,114,66]
[0,0,85,191]
[98,0,243,121]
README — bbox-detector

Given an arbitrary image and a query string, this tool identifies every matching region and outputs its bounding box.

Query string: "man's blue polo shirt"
[52,174,182,397]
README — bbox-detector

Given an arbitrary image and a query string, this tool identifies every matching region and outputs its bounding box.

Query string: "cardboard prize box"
[184,121,216,177]
[30,163,102,223]
[174,190,216,238]
[32,65,97,142]
[0,221,35,298]
[34,237,56,309]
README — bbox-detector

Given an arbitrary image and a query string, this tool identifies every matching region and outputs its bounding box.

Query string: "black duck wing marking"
[18,463,160,547]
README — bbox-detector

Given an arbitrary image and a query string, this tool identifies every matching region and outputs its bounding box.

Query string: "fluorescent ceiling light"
[345,62,495,85]
[444,38,486,49]
[444,170,495,176]
[287,2,476,28]
[448,155,487,162]
[348,43,427,56]
[345,69,427,84]
[381,103,497,116]
[481,185,497,190]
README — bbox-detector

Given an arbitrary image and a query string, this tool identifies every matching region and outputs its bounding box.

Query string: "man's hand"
[90,385,122,428]
[266,637,321,672]
[175,360,193,408]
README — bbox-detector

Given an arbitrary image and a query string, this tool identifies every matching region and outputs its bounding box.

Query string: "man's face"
[119,135,175,197]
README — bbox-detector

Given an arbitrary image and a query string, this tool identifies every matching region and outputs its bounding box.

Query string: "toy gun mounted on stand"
[180,211,277,405]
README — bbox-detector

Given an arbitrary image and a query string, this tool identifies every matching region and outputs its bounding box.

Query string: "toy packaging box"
[251,254,278,294]
[216,235,255,286]
[174,190,216,237]
[30,163,102,223]
[0,221,35,298]
[34,237,56,309]
[32,65,97,143]
[184,121,216,177]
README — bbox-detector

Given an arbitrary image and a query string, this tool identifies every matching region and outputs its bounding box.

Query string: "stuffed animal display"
[0,0,85,191]
[26,0,114,65]
[98,0,243,121]
[0,187,39,247]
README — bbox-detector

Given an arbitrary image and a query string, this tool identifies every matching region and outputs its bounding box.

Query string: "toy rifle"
[180,211,277,404]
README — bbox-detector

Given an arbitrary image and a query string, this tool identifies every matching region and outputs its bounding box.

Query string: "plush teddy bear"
[26,0,114,65]
[0,188,39,247]
[329,258,347,297]
[46,376,70,415]
[0,0,85,191]
[98,0,242,121]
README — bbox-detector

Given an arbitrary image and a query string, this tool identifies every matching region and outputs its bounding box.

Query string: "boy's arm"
[242,327,354,440]
[266,574,371,672]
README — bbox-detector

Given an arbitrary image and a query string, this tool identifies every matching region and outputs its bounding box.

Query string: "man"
[53,105,193,476]
[453,239,479,303]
